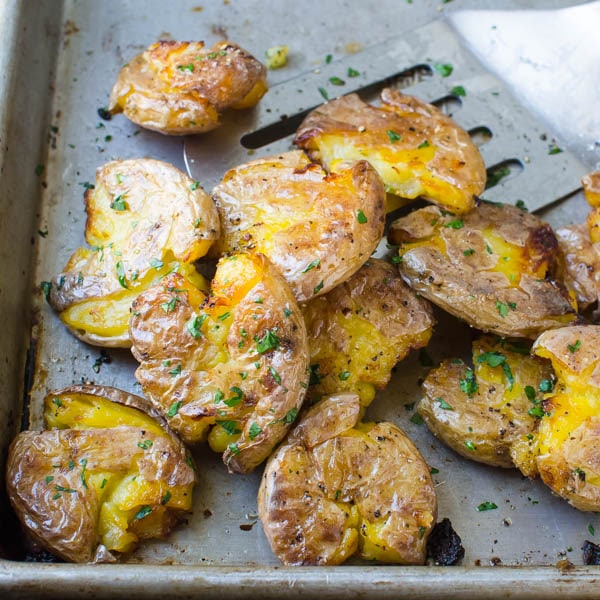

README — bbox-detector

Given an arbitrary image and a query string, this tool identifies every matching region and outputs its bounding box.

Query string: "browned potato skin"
[130,253,309,474]
[108,40,268,135]
[49,158,218,347]
[258,393,437,565]
[294,89,486,213]
[555,224,600,310]
[419,337,552,475]
[302,258,434,405]
[389,203,577,339]
[211,150,386,301]
[6,385,195,563]
[533,326,600,511]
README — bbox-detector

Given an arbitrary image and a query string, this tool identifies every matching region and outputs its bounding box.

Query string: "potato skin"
[533,325,600,511]
[211,150,385,302]
[258,393,437,565]
[48,158,217,347]
[389,203,577,339]
[130,253,309,474]
[294,89,486,214]
[108,40,268,135]
[6,385,195,563]
[419,336,552,475]
[302,258,434,407]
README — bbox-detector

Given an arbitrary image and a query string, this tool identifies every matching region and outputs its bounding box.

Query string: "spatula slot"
[241,65,433,150]
[469,126,493,148]
[431,95,462,117]
[485,159,523,190]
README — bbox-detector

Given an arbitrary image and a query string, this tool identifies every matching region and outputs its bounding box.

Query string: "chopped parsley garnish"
[190,181,201,191]
[476,501,498,512]
[216,420,242,435]
[436,397,453,410]
[45,475,54,484]
[418,526,427,539]
[313,281,324,295]
[477,351,514,390]
[116,261,127,288]
[417,140,430,149]
[434,63,453,77]
[444,219,464,229]
[133,505,152,520]
[255,328,280,353]
[430,467,440,475]
[224,386,243,407]
[55,485,77,494]
[169,364,182,377]
[357,209,368,224]
[269,366,282,385]
[589,524,596,536]
[386,130,402,143]
[347,67,360,77]
[228,442,240,455]
[495,300,516,318]
[40,280,52,301]
[450,85,466,97]
[284,307,292,317]
[539,378,554,393]
[283,407,298,424]
[177,64,195,72]
[325,54,333,64]
[338,371,351,381]
[548,144,563,155]
[568,339,581,353]
[329,76,345,86]
[410,413,424,425]
[160,297,179,313]
[459,367,478,397]
[318,87,329,100]
[167,400,182,418]
[137,439,153,450]
[161,491,172,506]
[302,259,320,273]
[515,199,528,211]
[186,313,207,338]
[248,423,262,440]
[217,311,231,321]
[309,364,322,385]
[465,440,476,451]
[485,166,510,189]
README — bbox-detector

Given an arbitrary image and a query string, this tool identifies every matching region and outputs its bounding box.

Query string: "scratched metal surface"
[1,0,599,597]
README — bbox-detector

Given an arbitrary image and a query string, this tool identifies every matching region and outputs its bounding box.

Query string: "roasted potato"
[48,158,219,347]
[301,258,434,407]
[258,393,437,565]
[533,325,600,511]
[210,150,385,301]
[129,252,309,474]
[294,89,486,214]
[388,203,578,339]
[583,171,600,208]
[419,336,553,476]
[555,224,600,310]
[6,385,196,563]
[108,40,268,135]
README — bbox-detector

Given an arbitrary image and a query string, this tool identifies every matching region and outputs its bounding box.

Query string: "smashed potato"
[419,336,553,476]
[533,325,600,511]
[210,150,385,301]
[108,40,268,135]
[129,252,309,474]
[6,385,195,563]
[389,203,577,339]
[48,158,218,347]
[258,393,437,565]
[294,89,486,214]
[302,258,434,407]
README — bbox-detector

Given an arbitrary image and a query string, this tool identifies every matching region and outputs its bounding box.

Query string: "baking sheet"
[1,0,600,596]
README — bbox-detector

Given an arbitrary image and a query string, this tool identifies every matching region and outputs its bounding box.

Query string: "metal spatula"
[183,11,591,212]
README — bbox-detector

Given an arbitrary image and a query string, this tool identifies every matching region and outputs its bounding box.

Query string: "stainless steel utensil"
[184,13,590,212]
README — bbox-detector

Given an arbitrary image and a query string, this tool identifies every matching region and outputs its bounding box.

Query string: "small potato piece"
[419,336,553,476]
[108,40,268,135]
[6,386,195,563]
[302,258,434,407]
[533,325,600,511]
[48,158,219,347]
[258,393,436,565]
[211,150,385,301]
[130,253,309,474]
[583,172,600,207]
[555,224,600,310]
[389,203,577,339]
[294,89,486,214]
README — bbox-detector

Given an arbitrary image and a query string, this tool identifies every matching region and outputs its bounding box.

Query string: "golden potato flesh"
[129,253,309,474]
[533,325,600,511]
[294,89,486,214]
[389,203,577,339]
[48,158,218,347]
[302,258,434,408]
[108,40,268,135]
[211,150,385,302]
[258,393,437,565]
[419,336,553,476]
[6,385,195,563]
[583,172,600,208]
[555,224,600,310]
